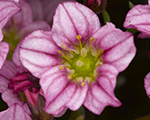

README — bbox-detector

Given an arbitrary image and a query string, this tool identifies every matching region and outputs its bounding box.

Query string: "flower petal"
[12,0,33,27]
[124,5,150,35]
[40,65,69,105]
[19,21,50,38]
[84,83,121,115]
[0,1,20,29]
[0,104,31,120]
[0,60,17,92]
[43,81,76,115]
[66,82,88,111]
[2,89,25,107]
[0,42,9,69]
[144,72,150,98]
[20,30,61,78]
[52,1,100,49]
[93,23,136,72]
[42,0,75,24]
[25,0,44,21]
[102,32,136,72]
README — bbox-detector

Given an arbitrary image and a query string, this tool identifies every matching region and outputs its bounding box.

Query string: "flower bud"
[84,0,107,13]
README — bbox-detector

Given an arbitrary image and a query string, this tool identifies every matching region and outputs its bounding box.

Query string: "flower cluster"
[3,0,150,120]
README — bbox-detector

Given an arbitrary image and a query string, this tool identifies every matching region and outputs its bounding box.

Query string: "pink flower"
[26,0,75,26]
[0,104,31,120]
[20,2,136,115]
[0,60,32,120]
[0,42,40,120]
[0,1,20,68]
[124,0,150,37]
[2,0,50,59]
[144,72,150,98]
[84,0,107,13]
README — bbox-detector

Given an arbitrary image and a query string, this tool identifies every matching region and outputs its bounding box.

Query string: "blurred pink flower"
[20,2,136,115]
[2,0,50,59]
[124,0,150,37]
[26,0,75,26]
[0,1,19,68]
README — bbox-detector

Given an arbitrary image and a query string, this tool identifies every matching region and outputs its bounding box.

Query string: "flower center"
[58,35,103,85]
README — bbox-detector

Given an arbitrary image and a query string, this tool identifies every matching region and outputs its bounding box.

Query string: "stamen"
[62,44,74,55]
[81,48,87,57]
[95,49,103,60]
[77,35,82,49]
[81,82,85,86]
[76,60,84,67]
[89,37,95,52]
[95,61,103,68]
[59,66,63,70]
[67,75,72,79]
[58,50,71,63]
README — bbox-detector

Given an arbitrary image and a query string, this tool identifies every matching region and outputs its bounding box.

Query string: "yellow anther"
[59,66,63,70]
[98,49,104,54]
[58,50,71,63]
[62,44,66,48]
[76,60,84,67]
[95,49,104,60]
[77,35,82,49]
[58,50,61,54]
[89,37,95,52]
[77,35,82,40]
[81,82,85,86]
[99,62,103,66]
[62,44,74,55]
[67,75,72,79]
[90,37,95,42]
[81,48,87,57]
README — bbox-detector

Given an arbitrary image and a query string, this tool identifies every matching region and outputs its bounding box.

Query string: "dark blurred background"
[0,0,150,120]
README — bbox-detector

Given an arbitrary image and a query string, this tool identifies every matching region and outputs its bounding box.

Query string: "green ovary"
[72,54,96,77]
[59,35,103,84]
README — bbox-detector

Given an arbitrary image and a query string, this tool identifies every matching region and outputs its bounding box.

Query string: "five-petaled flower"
[20,1,136,115]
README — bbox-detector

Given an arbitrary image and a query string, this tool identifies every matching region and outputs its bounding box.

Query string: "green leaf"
[127,28,137,34]
[129,1,134,9]
[102,10,111,24]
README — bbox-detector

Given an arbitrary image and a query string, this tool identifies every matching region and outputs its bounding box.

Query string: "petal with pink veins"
[43,82,76,115]
[66,82,88,111]
[124,5,150,36]
[0,1,20,29]
[102,33,136,72]
[20,30,61,78]
[40,65,70,106]
[0,42,9,69]
[2,89,25,107]
[0,60,17,92]
[93,23,136,72]
[97,64,119,93]
[0,104,31,120]
[52,1,100,49]
[84,83,121,115]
